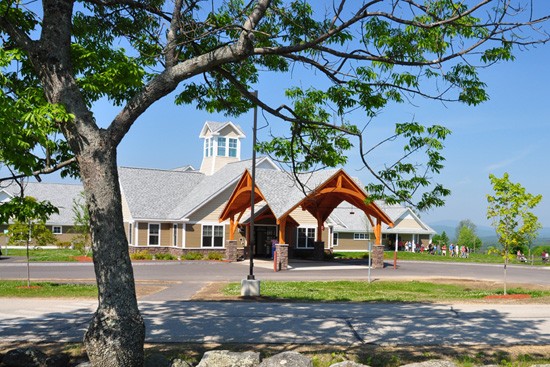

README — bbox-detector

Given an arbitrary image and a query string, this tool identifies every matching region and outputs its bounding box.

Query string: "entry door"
[254,225,277,257]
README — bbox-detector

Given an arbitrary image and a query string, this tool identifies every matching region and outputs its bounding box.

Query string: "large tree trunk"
[78,142,144,366]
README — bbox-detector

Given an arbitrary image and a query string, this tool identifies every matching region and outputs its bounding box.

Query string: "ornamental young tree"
[486,172,542,294]
[1,1,549,365]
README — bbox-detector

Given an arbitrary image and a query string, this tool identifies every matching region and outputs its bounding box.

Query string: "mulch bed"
[73,256,93,262]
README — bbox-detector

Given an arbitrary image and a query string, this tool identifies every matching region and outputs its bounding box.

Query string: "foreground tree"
[486,173,542,294]
[1,1,549,365]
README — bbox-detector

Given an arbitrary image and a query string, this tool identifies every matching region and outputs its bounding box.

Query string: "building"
[1,121,435,257]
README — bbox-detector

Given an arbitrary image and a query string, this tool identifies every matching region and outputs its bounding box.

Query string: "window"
[228,138,238,157]
[202,225,224,247]
[148,224,160,246]
[332,232,339,246]
[297,228,315,249]
[128,223,132,244]
[217,137,226,156]
[52,226,62,235]
[354,233,368,240]
[204,138,211,157]
[173,224,178,246]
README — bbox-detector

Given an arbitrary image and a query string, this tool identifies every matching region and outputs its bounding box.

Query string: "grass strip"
[222,280,550,302]
[0,248,84,262]
[0,280,97,298]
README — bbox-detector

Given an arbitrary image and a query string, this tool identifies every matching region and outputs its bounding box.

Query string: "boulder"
[400,360,458,367]
[45,353,70,367]
[259,351,313,367]
[145,353,171,367]
[197,350,260,367]
[330,362,371,367]
[170,358,192,367]
[2,348,47,367]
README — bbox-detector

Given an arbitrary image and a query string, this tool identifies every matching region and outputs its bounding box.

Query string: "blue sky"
[103,43,550,229]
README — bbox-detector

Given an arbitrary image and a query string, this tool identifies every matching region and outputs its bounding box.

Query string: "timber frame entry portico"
[219,169,394,265]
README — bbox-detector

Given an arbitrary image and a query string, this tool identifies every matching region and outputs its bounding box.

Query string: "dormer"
[199,121,246,175]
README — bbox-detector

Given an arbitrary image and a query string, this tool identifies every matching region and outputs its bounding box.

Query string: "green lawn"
[223,280,550,302]
[1,248,85,262]
[333,251,548,265]
[0,280,97,298]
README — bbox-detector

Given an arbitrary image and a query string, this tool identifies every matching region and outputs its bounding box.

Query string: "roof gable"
[199,121,245,138]
[220,169,393,227]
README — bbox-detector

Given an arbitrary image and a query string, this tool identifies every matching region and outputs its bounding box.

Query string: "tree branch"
[0,157,77,184]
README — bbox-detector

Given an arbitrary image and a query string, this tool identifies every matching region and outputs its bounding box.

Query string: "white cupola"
[199,121,246,175]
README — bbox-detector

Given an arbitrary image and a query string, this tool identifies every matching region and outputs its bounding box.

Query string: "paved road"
[1,258,549,346]
[1,298,549,346]
[1,257,549,301]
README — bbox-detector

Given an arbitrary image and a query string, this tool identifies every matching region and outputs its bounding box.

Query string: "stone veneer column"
[275,244,289,271]
[225,240,238,262]
[371,245,385,269]
[313,241,325,261]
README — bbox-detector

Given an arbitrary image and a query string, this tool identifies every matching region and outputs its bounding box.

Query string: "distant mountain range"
[427,220,550,246]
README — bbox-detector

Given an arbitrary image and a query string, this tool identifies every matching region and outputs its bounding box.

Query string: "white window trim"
[201,223,225,248]
[217,137,226,156]
[332,232,339,247]
[353,233,368,240]
[52,226,62,235]
[148,223,161,246]
[228,138,238,157]
[134,222,139,246]
[296,227,316,249]
[173,223,178,247]
[182,222,188,248]
[128,223,133,245]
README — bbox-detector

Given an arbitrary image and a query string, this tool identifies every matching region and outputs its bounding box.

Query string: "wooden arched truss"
[219,169,393,246]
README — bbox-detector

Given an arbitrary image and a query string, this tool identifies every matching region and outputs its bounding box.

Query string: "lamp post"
[248,90,258,280]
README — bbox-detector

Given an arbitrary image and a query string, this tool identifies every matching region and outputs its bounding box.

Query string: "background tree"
[71,191,92,256]
[455,219,476,241]
[1,1,549,365]
[432,231,449,247]
[487,172,542,294]
[455,219,482,253]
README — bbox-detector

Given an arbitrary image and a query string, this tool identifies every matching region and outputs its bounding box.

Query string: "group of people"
[401,241,470,257]
[517,249,549,263]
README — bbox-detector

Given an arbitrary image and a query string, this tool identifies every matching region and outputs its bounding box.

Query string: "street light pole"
[248,90,258,280]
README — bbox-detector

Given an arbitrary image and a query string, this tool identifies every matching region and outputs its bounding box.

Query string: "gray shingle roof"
[200,121,245,137]
[329,201,435,234]
[254,169,340,218]
[118,166,205,220]
[2,181,83,225]
[170,156,278,219]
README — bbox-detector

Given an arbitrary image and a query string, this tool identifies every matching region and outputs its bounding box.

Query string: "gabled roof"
[118,156,279,221]
[172,156,279,219]
[330,201,435,234]
[1,181,83,225]
[0,189,14,203]
[199,121,246,138]
[220,168,393,226]
[172,165,196,172]
[118,166,205,220]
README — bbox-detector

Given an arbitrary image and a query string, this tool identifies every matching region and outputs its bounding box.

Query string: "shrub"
[206,252,224,261]
[57,241,72,249]
[183,252,203,260]
[130,250,152,260]
[155,253,176,260]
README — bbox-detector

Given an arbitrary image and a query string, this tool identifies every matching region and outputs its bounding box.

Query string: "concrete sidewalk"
[1,299,548,346]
